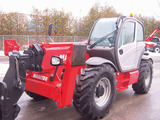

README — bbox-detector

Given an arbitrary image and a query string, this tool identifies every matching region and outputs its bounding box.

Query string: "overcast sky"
[0,0,160,20]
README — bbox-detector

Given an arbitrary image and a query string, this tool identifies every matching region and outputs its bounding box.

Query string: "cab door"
[117,20,137,72]
[135,22,145,68]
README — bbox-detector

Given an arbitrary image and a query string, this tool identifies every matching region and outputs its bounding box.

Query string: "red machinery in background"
[145,27,160,42]
[145,27,160,53]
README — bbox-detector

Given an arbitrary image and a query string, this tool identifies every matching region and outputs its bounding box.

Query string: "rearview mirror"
[50,56,63,66]
[48,23,55,36]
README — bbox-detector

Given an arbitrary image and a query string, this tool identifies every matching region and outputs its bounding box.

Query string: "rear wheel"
[132,59,153,94]
[154,46,160,53]
[73,64,117,120]
[25,91,48,101]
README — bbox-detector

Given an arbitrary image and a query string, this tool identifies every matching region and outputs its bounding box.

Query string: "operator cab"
[87,16,145,72]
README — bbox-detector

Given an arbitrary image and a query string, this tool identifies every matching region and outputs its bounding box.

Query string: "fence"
[0,35,88,51]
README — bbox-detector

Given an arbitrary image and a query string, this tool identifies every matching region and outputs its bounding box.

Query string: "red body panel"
[26,42,89,108]
[116,70,139,92]
[145,43,155,49]
[4,40,19,56]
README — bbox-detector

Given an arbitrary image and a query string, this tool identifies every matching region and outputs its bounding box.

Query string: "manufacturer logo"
[60,54,67,61]
[33,74,48,81]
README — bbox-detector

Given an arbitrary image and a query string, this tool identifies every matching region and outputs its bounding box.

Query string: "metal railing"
[0,35,88,51]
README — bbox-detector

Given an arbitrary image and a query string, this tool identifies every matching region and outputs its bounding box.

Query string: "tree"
[0,5,160,39]
[135,14,160,38]
[30,8,42,35]
[29,8,73,36]
[50,9,73,36]
[74,4,121,36]
[0,13,6,35]
[0,12,27,35]
[41,8,52,35]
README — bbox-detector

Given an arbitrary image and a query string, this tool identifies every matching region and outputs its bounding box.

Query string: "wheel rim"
[145,67,151,87]
[155,47,160,53]
[94,77,111,107]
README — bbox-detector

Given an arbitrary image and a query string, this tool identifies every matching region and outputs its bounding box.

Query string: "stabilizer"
[0,43,44,120]
[0,55,26,120]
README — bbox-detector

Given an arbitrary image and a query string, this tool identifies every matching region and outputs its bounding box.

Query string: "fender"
[86,57,118,71]
[142,54,153,64]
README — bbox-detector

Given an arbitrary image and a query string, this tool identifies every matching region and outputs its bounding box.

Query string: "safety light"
[51,56,62,66]
[130,13,133,17]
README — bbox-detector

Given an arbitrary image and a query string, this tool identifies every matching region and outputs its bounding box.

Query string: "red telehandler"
[0,16,153,120]
[145,27,160,52]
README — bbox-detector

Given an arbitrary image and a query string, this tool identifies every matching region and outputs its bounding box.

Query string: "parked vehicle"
[145,37,160,53]
[145,27,160,53]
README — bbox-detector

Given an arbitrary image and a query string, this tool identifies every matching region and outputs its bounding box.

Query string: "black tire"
[73,64,117,120]
[154,46,160,53]
[132,59,153,94]
[25,91,48,101]
[0,105,2,119]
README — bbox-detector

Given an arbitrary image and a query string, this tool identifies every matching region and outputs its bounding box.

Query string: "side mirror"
[50,56,63,66]
[48,23,55,36]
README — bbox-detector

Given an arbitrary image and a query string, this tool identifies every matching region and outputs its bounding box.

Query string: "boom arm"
[0,44,44,120]
[145,27,160,42]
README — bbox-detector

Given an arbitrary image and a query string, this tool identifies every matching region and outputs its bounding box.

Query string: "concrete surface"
[0,54,160,120]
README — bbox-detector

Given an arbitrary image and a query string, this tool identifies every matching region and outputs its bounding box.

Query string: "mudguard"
[142,54,153,64]
[86,57,118,71]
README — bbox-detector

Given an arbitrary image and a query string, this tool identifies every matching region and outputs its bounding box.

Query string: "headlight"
[51,56,62,66]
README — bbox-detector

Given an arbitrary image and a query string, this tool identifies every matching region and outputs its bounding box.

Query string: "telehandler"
[145,27,160,53]
[0,15,153,120]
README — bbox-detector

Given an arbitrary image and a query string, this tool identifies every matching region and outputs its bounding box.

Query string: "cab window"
[136,22,144,42]
[118,22,135,48]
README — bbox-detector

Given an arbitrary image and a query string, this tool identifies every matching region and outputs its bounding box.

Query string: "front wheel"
[73,64,117,120]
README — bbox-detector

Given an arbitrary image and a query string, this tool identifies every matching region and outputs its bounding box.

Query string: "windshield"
[89,18,117,47]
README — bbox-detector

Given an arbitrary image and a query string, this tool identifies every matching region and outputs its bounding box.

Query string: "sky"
[0,0,160,20]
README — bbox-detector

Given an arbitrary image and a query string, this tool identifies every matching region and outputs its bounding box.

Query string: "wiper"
[89,30,116,49]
